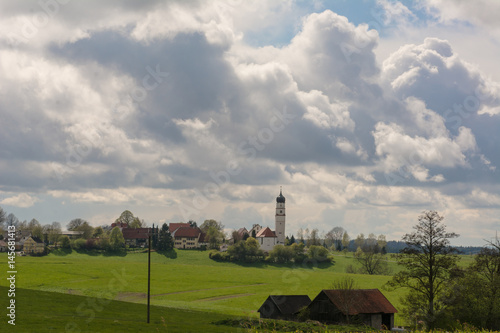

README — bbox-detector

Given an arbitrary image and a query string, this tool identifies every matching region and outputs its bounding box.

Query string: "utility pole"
[147,232,151,323]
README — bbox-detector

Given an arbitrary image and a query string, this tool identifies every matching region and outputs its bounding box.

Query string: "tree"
[342,232,350,253]
[289,234,296,245]
[5,213,19,227]
[307,228,321,246]
[200,219,224,249]
[447,237,500,330]
[354,233,365,250]
[326,226,345,250]
[188,220,197,228]
[67,218,86,231]
[353,247,391,275]
[205,226,224,250]
[109,226,125,251]
[32,224,44,239]
[156,223,174,252]
[0,206,5,226]
[46,222,62,245]
[232,230,242,243]
[330,277,360,324]
[59,235,71,249]
[75,221,94,239]
[387,211,459,330]
[129,217,146,229]
[93,226,104,238]
[114,210,138,227]
[199,219,224,233]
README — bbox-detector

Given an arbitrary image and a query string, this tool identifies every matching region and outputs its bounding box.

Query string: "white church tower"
[275,187,286,245]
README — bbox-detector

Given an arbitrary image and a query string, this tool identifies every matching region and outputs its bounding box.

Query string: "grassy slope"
[1,250,473,329]
[0,286,246,332]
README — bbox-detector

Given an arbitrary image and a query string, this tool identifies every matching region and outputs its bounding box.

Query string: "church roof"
[256,227,276,238]
[276,188,285,203]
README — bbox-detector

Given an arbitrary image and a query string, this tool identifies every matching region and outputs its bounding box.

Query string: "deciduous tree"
[109,226,125,251]
[386,211,459,330]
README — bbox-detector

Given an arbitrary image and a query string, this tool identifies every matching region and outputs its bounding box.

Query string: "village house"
[23,236,45,254]
[168,223,207,249]
[258,295,311,321]
[308,289,397,330]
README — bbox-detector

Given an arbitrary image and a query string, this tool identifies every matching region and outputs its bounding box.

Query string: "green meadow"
[0,250,476,331]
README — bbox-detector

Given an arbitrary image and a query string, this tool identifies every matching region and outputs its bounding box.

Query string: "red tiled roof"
[256,227,276,238]
[169,222,190,233]
[173,227,201,238]
[198,232,207,243]
[320,289,397,315]
[122,228,150,240]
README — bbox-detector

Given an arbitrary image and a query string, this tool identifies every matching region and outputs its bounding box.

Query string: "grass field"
[0,250,476,332]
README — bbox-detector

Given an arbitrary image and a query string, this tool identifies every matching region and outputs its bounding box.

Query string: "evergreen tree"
[156,223,174,252]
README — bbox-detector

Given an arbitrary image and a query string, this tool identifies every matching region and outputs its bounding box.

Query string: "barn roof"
[320,289,397,315]
[122,228,150,240]
[256,227,276,238]
[169,222,190,233]
[172,226,201,238]
[258,295,311,315]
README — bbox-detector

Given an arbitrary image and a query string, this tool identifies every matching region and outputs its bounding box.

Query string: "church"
[254,188,287,251]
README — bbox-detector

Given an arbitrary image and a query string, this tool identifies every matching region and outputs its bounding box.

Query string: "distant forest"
[376,240,483,255]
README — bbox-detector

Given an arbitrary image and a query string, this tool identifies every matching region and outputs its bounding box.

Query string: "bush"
[59,235,71,249]
[71,238,86,250]
[307,245,330,262]
[268,245,294,263]
[209,250,229,261]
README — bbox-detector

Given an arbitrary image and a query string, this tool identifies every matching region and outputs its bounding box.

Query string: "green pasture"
[0,250,476,331]
[0,286,248,332]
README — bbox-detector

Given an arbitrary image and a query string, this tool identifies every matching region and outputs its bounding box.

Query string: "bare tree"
[326,226,345,250]
[354,247,391,275]
[308,228,321,246]
[330,277,360,324]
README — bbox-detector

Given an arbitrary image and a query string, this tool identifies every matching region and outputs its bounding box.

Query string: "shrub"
[71,238,86,250]
[59,235,71,249]
[307,245,330,262]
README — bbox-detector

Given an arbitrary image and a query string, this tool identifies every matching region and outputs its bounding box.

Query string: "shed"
[308,289,397,330]
[258,295,311,320]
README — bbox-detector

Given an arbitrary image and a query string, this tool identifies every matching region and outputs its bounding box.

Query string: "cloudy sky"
[1,0,499,245]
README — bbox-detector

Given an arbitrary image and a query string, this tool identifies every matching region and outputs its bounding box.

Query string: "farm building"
[122,227,150,247]
[258,295,311,321]
[170,225,207,249]
[308,289,397,330]
[23,236,45,254]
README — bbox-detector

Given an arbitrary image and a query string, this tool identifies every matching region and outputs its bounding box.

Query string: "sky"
[1,0,499,246]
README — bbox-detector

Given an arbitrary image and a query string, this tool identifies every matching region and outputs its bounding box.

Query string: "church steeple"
[275,187,286,245]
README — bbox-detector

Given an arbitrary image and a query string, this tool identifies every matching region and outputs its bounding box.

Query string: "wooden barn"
[258,295,311,321]
[308,289,397,330]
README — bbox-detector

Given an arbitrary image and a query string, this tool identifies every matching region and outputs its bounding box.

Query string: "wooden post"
[147,233,151,323]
